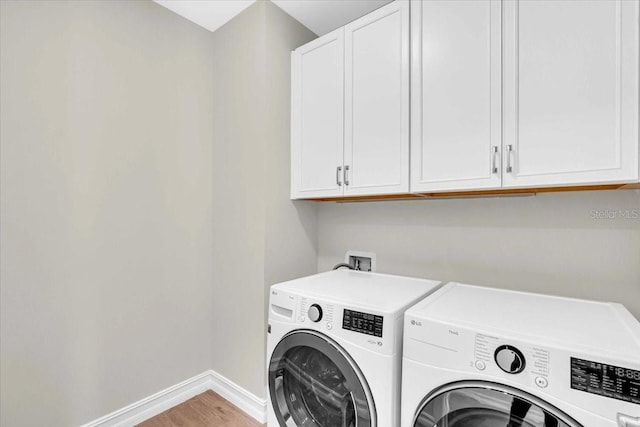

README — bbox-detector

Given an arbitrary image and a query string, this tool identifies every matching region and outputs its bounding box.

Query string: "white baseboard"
[207,370,267,423]
[81,370,267,427]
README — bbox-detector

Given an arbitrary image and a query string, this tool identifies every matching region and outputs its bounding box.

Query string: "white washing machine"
[267,270,442,427]
[402,283,640,427]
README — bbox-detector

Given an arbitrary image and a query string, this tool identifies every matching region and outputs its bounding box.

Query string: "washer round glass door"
[413,381,582,427]
[269,330,375,427]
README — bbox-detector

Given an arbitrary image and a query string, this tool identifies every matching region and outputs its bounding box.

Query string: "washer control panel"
[295,296,391,355]
[342,309,383,338]
[299,298,334,328]
[307,304,323,322]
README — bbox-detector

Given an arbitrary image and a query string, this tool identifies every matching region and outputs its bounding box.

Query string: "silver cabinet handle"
[506,144,513,173]
[344,165,350,186]
[492,146,499,174]
[336,166,342,186]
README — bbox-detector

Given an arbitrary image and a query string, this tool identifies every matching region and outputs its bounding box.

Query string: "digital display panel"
[571,357,640,405]
[342,309,383,338]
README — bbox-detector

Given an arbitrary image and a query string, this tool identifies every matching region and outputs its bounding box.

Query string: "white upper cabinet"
[411,0,639,193]
[291,1,409,199]
[411,0,502,192]
[291,28,344,199]
[344,0,410,196]
[502,0,639,188]
[293,0,639,199]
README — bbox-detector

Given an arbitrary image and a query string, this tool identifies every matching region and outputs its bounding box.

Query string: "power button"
[475,360,486,371]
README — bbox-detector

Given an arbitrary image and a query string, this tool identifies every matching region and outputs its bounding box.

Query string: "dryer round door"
[413,381,582,427]
[268,330,376,427]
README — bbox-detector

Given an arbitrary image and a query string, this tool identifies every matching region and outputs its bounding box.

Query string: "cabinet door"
[291,29,344,199]
[502,0,639,188]
[343,1,410,196]
[411,0,502,192]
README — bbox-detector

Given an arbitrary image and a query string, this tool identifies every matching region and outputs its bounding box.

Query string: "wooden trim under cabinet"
[307,183,640,202]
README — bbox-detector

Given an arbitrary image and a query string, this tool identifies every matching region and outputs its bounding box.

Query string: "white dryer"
[267,270,442,427]
[402,283,640,427]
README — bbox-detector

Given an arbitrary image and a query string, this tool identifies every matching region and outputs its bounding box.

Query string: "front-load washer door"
[268,330,376,427]
[413,381,582,427]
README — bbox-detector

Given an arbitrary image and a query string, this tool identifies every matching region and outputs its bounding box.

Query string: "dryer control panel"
[474,333,551,385]
[570,357,640,405]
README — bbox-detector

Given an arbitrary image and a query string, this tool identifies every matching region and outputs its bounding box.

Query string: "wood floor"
[137,390,265,427]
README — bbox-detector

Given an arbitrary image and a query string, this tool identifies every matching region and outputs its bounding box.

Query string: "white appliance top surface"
[407,282,640,358]
[273,270,442,314]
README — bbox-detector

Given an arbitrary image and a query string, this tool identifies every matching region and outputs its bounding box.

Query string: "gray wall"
[317,190,640,319]
[1,1,317,423]
[1,1,216,425]
[210,0,317,399]
[210,0,268,399]
[262,1,318,330]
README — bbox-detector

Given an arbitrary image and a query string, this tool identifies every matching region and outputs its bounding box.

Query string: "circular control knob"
[307,304,323,323]
[494,345,526,374]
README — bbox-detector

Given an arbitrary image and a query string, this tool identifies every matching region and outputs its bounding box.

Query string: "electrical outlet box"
[345,250,376,272]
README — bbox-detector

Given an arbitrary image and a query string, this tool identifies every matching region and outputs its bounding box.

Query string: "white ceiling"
[153,0,391,36]
[271,0,391,35]
[153,1,256,33]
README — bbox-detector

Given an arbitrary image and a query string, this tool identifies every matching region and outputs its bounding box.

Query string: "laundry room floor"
[137,390,265,427]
